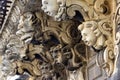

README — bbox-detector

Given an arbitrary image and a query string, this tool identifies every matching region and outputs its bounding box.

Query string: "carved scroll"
[0,0,117,80]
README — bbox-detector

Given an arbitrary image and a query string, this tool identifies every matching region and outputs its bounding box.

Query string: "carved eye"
[86,24,92,27]
[19,0,26,6]
[58,1,62,5]
[44,1,48,4]
[83,33,87,36]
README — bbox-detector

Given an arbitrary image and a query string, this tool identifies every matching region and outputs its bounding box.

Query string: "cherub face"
[41,0,59,17]
[81,27,97,46]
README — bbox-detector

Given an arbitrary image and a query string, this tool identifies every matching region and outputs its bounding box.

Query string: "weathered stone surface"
[0,0,118,80]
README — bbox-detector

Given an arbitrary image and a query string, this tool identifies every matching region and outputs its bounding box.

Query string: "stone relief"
[78,20,114,76]
[0,0,87,80]
[41,0,66,21]
[41,0,115,77]
[0,0,118,80]
[78,21,106,50]
[16,12,41,44]
[112,2,120,79]
[14,12,86,79]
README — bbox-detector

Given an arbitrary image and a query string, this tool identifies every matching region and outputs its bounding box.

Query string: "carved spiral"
[67,4,89,20]
[66,22,81,44]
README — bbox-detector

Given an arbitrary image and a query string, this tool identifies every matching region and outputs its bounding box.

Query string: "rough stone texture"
[0,0,118,80]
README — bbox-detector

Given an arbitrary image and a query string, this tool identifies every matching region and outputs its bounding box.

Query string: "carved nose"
[22,56,28,59]
[20,54,27,59]
[41,6,46,10]
[16,30,23,36]
[82,36,85,41]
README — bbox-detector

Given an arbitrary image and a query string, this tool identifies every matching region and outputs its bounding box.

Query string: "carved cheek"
[41,5,47,11]
[82,36,85,41]
[86,37,94,46]
[47,6,55,12]
[81,32,87,42]
[87,32,96,45]
[48,4,59,12]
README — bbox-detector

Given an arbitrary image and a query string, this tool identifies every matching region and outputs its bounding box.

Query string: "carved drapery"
[0,0,118,80]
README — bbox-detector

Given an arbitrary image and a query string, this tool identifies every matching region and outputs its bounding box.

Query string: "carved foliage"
[8,1,86,79]
[0,0,117,80]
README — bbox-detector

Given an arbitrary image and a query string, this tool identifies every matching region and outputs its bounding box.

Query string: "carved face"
[16,12,35,44]
[41,0,59,17]
[81,27,97,46]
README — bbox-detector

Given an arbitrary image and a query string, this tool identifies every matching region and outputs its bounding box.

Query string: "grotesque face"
[81,27,97,46]
[16,12,36,44]
[41,0,59,17]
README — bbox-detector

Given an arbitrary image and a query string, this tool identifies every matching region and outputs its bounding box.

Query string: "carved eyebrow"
[83,33,87,36]
[43,0,48,4]
[86,24,92,27]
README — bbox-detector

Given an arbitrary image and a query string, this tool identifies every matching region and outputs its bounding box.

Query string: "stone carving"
[41,0,66,21]
[94,0,110,15]
[41,0,112,21]
[0,35,25,80]
[78,20,115,76]
[41,0,89,21]
[78,21,106,50]
[115,2,120,47]
[111,2,120,79]
[16,12,41,44]
[12,0,86,78]
[0,0,117,80]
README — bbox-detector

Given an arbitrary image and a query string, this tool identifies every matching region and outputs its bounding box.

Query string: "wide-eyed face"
[16,12,35,44]
[81,27,97,46]
[41,0,59,17]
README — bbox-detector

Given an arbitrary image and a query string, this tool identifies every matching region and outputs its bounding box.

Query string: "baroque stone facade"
[0,0,119,80]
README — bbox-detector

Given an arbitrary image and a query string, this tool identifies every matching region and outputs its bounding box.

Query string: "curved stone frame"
[41,0,116,78]
[0,0,119,80]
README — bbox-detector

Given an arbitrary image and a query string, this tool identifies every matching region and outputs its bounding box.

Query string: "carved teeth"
[20,33,33,43]
[5,50,11,54]
[16,30,23,36]
[24,37,33,44]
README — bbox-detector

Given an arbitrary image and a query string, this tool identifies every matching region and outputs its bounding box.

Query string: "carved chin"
[47,11,57,17]
[84,41,93,46]
[47,12,53,16]
[93,44,103,50]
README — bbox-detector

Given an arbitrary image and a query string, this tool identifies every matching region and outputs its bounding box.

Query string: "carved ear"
[57,0,66,7]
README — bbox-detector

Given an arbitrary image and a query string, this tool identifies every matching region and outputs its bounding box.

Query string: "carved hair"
[22,12,39,24]
[57,0,66,7]
[17,12,42,43]
[55,0,66,21]
[78,21,102,37]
